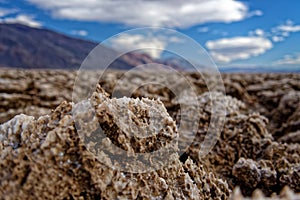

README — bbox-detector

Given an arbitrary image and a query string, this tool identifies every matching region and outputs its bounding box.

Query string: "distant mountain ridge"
[0,23,163,69]
[1,24,299,73]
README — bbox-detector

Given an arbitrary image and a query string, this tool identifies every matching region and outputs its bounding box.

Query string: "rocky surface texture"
[0,68,300,199]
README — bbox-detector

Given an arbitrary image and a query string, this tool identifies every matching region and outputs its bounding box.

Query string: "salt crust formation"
[0,85,231,199]
[0,69,300,199]
[1,69,299,141]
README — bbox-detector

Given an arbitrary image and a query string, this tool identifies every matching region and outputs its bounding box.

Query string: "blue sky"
[1,0,300,71]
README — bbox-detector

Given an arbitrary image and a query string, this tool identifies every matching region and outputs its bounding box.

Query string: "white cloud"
[286,19,294,26]
[278,24,300,32]
[248,28,264,37]
[71,30,88,36]
[198,27,209,33]
[0,14,41,27]
[263,20,300,43]
[212,30,228,36]
[168,36,184,43]
[254,29,264,36]
[110,34,167,59]
[246,10,263,18]
[276,19,300,33]
[206,36,273,63]
[272,36,284,42]
[198,27,227,36]
[109,34,183,59]
[0,8,16,17]
[271,20,300,39]
[274,53,300,65]
[281,32,289,37]
[247,20,300,44]
[0,10,6,17]
[27,0,255,28]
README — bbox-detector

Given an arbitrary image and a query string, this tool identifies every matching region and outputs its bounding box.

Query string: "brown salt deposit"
[0,69,299,199]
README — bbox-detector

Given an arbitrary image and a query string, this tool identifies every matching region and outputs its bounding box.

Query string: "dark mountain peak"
[0,23,100,69]
[0,23,188,70]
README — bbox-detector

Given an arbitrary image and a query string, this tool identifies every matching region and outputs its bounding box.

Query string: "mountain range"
[0,23,166,70]
[2,23,298,72]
